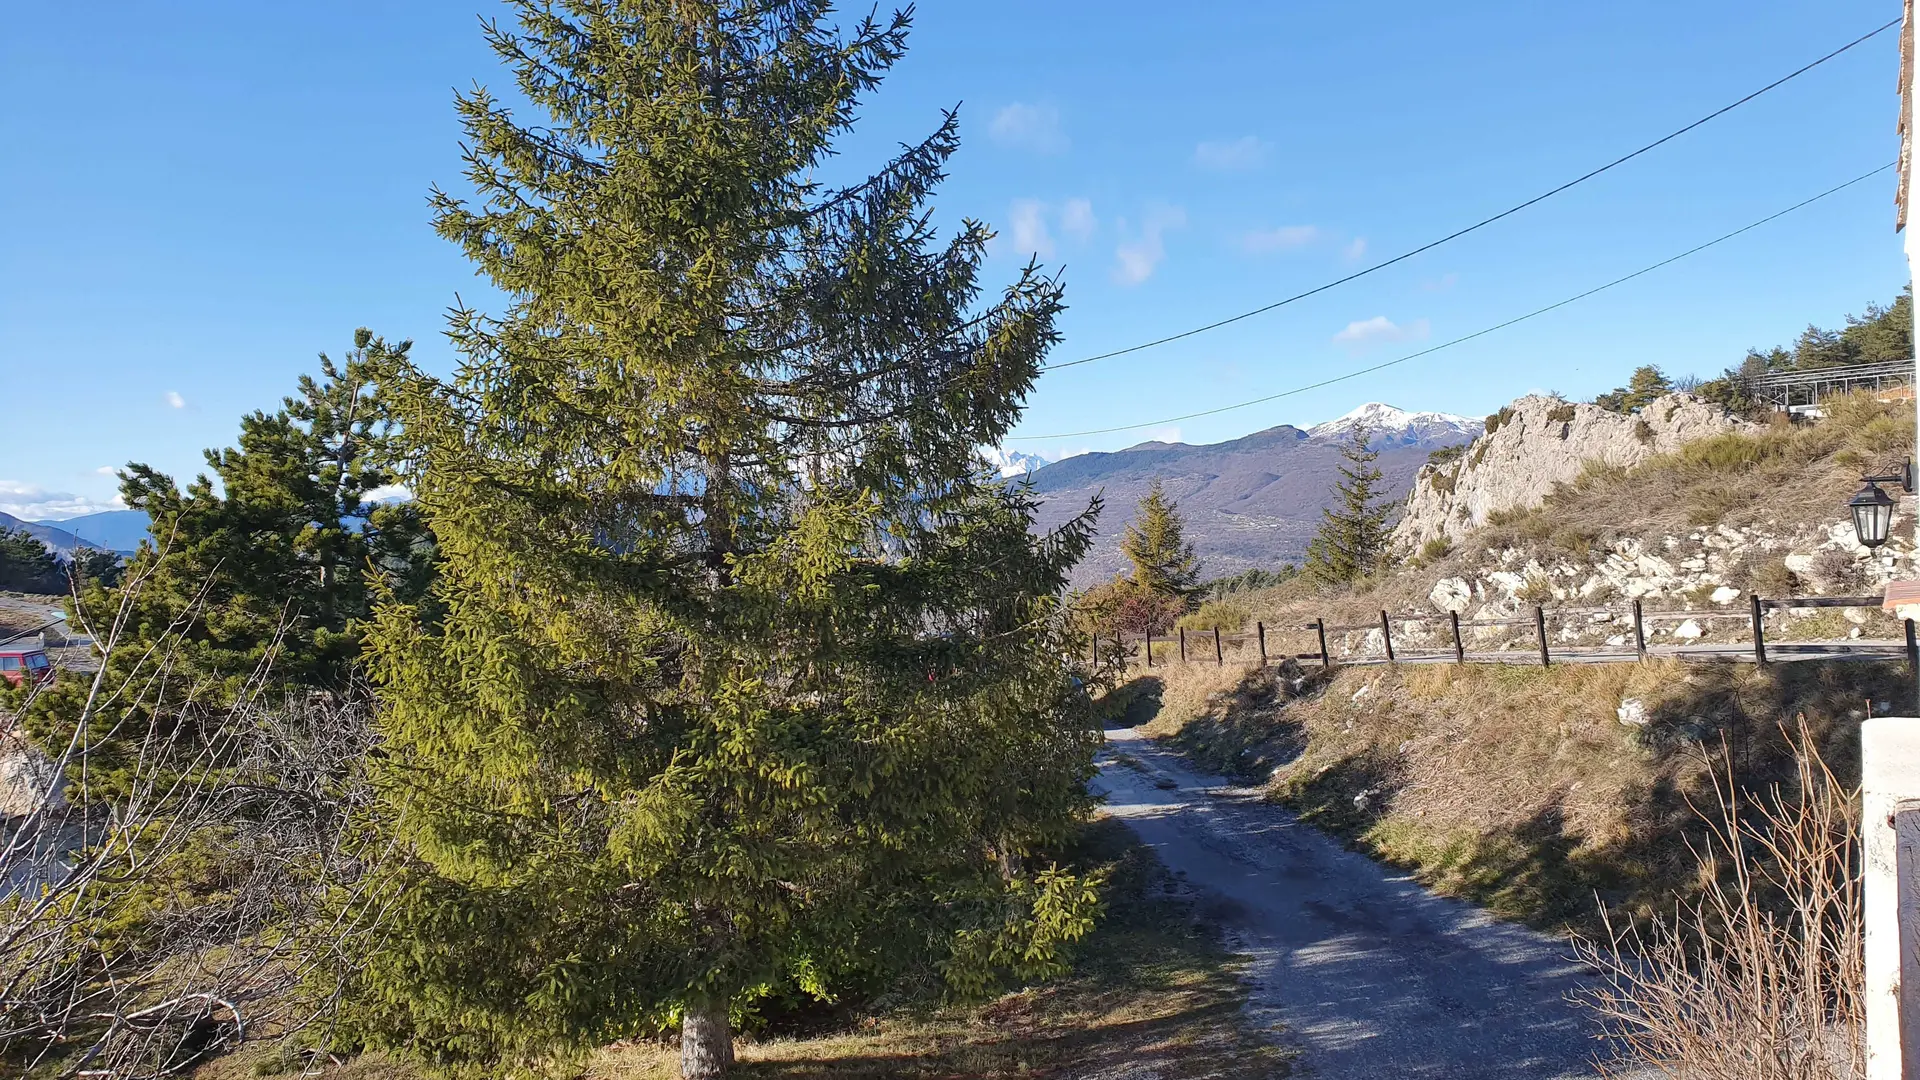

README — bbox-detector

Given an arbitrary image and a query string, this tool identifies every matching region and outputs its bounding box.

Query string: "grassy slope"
[1122,654,1900,936]
[1083,396,1915,936]
[196,819,1291,1080]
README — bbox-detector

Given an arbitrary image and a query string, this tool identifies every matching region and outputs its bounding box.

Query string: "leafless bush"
[1576,722,1863,1079]
[1807,549,1863,596]
[0,576,390,1077]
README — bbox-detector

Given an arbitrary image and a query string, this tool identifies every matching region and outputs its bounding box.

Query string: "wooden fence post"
[1257,621,1267,665]
[1379,609,1395,662]
[1144,628,1153,668]
[1750,593,1768,667]
[1632,598,1647,661]
[1906,618,1917,684]
[1315,619,1330,669]
[1450,610,1464,664]
[1178,627,1187,664]
[1091,635,1098,668]
[1534,605,1550,668]
[1213,627,1223,665]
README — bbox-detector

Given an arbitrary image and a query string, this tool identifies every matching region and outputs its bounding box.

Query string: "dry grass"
[195,820,1290,1080]
[1576,723,1862,1080]
[1129,655,1897,936]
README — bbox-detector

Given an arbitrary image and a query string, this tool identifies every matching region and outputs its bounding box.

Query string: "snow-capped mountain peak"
[980,446,1050,478]
[1307,403,1478,447]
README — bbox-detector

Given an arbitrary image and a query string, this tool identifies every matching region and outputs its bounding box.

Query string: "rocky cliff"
[1395,393,1749,551]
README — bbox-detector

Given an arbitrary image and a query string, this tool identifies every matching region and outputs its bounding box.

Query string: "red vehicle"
[0,647,54,688]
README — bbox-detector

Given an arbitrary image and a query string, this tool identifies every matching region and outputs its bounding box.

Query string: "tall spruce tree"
[1119,481,1200,598]
[1304,427,1394,586]
[350,5,1102,1076]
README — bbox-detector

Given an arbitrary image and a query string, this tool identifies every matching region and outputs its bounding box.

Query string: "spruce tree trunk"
[680,996,733,1080]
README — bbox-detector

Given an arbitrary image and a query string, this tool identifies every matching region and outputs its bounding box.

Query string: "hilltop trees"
[1594,365,1673,413]
[1690,289,1912,415]
[347,4,1101,1076]
[1305,427,1394,586]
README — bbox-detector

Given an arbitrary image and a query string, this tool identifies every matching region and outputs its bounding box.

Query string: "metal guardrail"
[1741,360,1913,411]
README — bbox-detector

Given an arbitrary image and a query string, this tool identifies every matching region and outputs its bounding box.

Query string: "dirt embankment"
[1112,655,1901,934]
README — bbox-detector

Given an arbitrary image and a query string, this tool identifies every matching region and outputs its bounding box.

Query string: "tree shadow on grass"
[1275,659,1905,936]
[718,816,1292,1079]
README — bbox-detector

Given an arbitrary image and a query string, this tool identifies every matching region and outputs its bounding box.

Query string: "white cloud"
[1193,135,1270,171]
[1008,199,1055,259]
[1060,198,1096,242]
[94,465,118,476]
[1112,205,1186,286]
[1333,315,1431,349]
[1143,426,1183,445]
[164,391,186,409]
[1343,237,1369,263]
[362,483,412,504]
[989,102,1067,154]
[1242,224,1320,254]
[0,481,125,521]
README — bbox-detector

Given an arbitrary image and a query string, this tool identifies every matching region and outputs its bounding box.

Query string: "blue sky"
[1,0,1910,519]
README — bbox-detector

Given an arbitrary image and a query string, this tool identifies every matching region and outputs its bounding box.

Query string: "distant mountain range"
[0,510,151,559]
[10,403,1474,583]
[44,510,151,553]
[0,511,107,560]
[1021,403,1479,587]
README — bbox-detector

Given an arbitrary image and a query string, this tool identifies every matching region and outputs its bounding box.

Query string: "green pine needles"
[344,3,1103,1075]
[1305,426,1395,587]
[1119,480,1201,598]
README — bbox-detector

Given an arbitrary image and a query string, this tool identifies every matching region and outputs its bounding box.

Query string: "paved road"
[1095,727,1632,1079]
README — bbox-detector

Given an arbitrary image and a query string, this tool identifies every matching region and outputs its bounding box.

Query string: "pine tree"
[23,333,432,792]
[1119,481,1201,598]
[1304,427,1394,586]
[1594,365,1673,413]
[0,530,60,593]
[347,5,1102,1075]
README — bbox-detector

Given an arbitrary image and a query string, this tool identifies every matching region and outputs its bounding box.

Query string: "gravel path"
[1095,726,1636,1079]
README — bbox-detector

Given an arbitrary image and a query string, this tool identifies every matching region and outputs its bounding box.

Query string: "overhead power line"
[1008,162,1894,442]
[1040,17,1900,373]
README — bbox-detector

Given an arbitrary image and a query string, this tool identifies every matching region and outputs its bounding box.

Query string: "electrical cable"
[1007,162,1894,442]
[1039,17,1900,372]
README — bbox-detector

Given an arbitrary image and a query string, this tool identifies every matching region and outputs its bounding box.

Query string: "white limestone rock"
[1429,577,1473,612]
[1396,393,1750,551]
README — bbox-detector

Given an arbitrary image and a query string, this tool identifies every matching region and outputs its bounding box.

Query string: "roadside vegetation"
[192,819,1288,1080]
[2,5,1142,1079]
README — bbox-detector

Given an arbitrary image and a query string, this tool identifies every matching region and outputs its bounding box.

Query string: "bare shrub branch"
[0,575,390,1078]
[1575,719,1863,1079]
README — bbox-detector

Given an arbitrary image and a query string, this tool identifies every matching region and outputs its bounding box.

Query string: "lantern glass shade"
[1850,481,1895,549]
